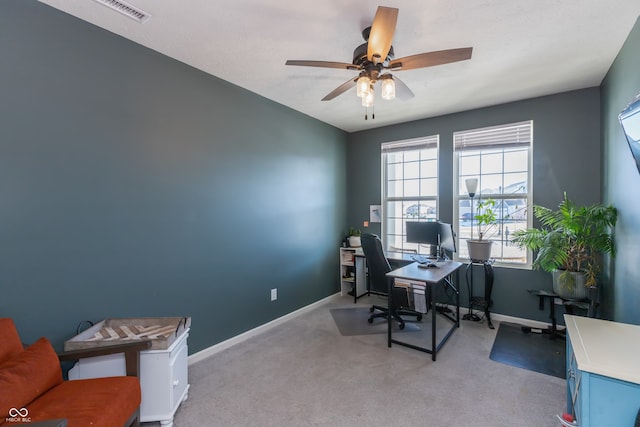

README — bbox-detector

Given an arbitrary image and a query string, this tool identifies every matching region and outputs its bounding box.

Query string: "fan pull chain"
[364,107,376,120]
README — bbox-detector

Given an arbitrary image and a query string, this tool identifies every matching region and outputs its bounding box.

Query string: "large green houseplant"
[511,193,617,299]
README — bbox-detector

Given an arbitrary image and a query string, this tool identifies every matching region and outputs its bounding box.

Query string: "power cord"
[76,320,94,335]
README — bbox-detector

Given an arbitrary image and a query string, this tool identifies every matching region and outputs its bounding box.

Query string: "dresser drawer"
[170,338,189,411]
[566,335,581,422]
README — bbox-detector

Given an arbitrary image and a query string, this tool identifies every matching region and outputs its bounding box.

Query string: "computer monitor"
[438,221,457,257]
[406,221,440,256]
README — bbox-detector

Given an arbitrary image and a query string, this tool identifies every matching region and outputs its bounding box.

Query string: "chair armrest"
[59,340,151,378]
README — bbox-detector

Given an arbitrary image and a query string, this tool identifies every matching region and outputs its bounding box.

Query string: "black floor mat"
[489,322,566,379]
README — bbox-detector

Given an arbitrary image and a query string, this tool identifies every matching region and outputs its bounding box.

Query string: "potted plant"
[348,227,362,248]
[467,199,499,262]
[511,193,617,299]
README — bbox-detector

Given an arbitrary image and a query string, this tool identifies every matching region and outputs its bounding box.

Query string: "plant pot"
[552,270,588,299]
[467,239,493,262]
[348,236,361,248]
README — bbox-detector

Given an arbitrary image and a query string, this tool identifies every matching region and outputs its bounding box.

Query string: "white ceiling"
[38,0,640,133]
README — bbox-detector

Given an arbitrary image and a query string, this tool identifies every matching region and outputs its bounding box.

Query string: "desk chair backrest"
[361,233,392,294]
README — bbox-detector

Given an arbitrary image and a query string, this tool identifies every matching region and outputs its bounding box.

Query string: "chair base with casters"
[368,303,423,329]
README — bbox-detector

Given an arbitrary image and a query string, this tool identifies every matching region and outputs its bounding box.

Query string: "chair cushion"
[25,376,141,427]
[0,337,63,419]
[0,318,23,365]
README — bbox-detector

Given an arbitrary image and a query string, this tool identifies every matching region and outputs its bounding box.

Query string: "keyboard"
[411,255,430,264]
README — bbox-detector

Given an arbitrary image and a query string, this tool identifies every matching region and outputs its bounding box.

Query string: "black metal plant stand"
[463,260,494,329]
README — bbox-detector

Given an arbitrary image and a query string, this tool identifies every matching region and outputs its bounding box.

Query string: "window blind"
[381,135,439,153]
[454,120,532,151]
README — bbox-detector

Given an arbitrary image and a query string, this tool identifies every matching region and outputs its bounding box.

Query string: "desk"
[527,289,592,339]
[386,260,462,361]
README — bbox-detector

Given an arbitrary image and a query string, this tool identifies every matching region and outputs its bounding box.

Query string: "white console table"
[68,327,189,427]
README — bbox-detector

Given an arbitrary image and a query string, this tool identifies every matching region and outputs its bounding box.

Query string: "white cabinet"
[565,315,640,426]
[340,247,366,301]
[68,328,190,427]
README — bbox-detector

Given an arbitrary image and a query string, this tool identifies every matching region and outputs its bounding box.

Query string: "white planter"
[348,236,361,247]
[467,239,493,262]
[552,270,588,299]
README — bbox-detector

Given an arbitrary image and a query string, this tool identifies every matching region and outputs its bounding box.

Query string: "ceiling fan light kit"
[285,5,473,119]
[356,76,371,98]
[362,87,375,107]
[381,75,395,100]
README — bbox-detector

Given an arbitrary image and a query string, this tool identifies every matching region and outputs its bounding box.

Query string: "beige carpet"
[144,294,566,427]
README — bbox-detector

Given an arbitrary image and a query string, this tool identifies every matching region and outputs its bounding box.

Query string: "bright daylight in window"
[382,136,438,255]
[454,121,533,266]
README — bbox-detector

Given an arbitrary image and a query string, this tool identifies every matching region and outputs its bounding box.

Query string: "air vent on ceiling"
[92,0,151,23]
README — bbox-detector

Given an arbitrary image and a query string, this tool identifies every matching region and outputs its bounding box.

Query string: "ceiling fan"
[285,6,472,116]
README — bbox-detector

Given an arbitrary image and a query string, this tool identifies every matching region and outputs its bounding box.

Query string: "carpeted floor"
[489,322,566,379]
[144,295,566,427]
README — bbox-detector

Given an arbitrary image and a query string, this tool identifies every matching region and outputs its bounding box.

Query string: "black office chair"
[361,233,422,329]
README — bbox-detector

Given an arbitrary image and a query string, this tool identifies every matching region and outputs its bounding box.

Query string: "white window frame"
[381,135,439,255]
[453,121,533,268]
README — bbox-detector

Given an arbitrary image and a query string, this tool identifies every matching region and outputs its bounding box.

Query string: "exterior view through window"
[381,136,439,255]
[454,121,533,266]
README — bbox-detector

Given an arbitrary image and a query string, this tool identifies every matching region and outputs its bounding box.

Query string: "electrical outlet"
[270,288,277,301]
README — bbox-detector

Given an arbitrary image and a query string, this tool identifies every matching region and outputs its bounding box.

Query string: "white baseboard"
[489,312,554,329]
[447,303,555,329]
[188,293,341,365]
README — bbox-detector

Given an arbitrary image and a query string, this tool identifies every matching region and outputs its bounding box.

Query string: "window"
[454,121,533,267]
[382,136,439,255]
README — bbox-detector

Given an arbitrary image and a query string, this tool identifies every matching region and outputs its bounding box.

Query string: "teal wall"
[3,0,638,349]
[601,17,640,324]
[347,89,602,323]
[0,1,347,352]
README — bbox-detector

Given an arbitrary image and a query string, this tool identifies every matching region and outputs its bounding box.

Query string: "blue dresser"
[565,315,640,426]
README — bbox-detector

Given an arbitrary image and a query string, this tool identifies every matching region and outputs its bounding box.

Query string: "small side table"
[463,260,494,329]
[525,289,593,339]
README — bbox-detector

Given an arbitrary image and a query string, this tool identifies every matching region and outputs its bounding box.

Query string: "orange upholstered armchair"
[0,318,151,427]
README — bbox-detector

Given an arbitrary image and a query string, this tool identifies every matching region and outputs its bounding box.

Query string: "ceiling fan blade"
[285,60,360,71]
[392,75,414,100]
[321,77,358,101]
[388,47,473,71]
[367,6,398,64]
